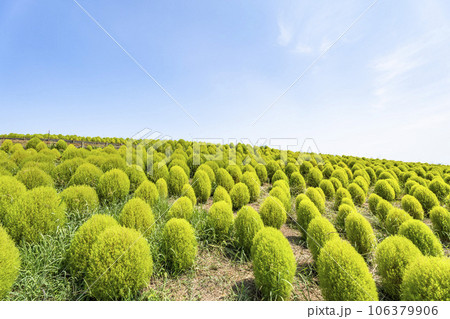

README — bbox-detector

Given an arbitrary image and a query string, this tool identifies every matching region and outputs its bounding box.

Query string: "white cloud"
[277,19,292,46]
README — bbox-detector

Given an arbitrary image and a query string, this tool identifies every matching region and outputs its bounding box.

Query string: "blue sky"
[1,0,449,164]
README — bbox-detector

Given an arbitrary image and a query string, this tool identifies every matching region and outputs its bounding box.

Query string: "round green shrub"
[0,225,21,298]
[0,139,14,153]
[101,155,127,173]
[319,179,335,200]
[119,198,155,235]
[259,196,287,229]
[216,168,235,192]
[168,166,189,197]
[55,139,67,151]
[354,175,369,193]
[348,183,366,206]
[235,206,264,254]
[386,178,401,199]
[375,235,422,299]
[208,201,234,237]
[0,176,26,224]
[69,163,103,188]
[227,165,243,183]
[295,193,308,212]
[266,161,282,181]
[255,164,268,184]
[300,161,313,176]
[306,167,323,187]
[269,186,291,212]
[169,159,190,178]
[53,158,86,187]
[26,137,42,150]
[213,186,232,206]
[67,214,118,277]
[61,185,99,215]
[86,226,153,300]
[97,169,130,203]
[307,216,339,262]
[181,183,197,206]
[16,167,54,190]
[229,182,250,210]
[317,238,378,301]
[329,177,343,192]
[368,193,382,214]
[161,218,197,273]
[375,199,392,221]
[398,220,443,257]
[345,212,376,256]
[297,199,321,238]
[242,171,261,202]
[400,256,450,301]
[290,172,306,195]
[430,206,450,241]
[331,169,349,187]
[125,165,147,193]
[168,196,194,221]
[336,203,356,231]
[197,164,215,184]
[385,208,412,234]
[4,187,66,242]
[150,163,169,183]
[374,180,395,201]
[134,180,159,207]
[429,178,450,201]
[306,187,325,213]
[284,163,299,178]
[272,169,289,184]
[192,169,211,204]
[401,195,424,220]
[334,187,352,210]
[272,179,289,195]
[413,185,440,213]
[156,178,168,199]
[251,227,296,300]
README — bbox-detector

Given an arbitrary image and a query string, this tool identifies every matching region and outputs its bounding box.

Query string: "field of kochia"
[0,135,449,301]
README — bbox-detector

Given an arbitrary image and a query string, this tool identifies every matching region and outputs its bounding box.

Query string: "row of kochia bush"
[0,137,449,300]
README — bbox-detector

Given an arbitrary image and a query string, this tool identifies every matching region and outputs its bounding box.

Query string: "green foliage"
[430,206,450,241]
[334,187,352,210]
[374,180,395,201]
[197,164,215,184]
[55,140,67,151]
[61,185,99,215]
[0,176,26,224]
[329,177,343,193]
[155,178,168,199]
[181,183,196,206]
[53,158,86,187]
[119,198,155,235]
[227,165,243,183]
[375,235,422,299]
[336,203,356,231]
[168,166,189,197]
[331,169,349,187]
[125,165,147,193]
[192,169,211,203]
[259,196,286,229]
[398,220,443,257]
[26,137,42,150]
[290,172,306,195]
[255,164,268,184]
[0,225,21,298]
[401,256,450,301]
[428,178,450,201]
[101,156,127,173]
[86,226,153,300]
[268,186,291,212]
[168,196,194,221]
[412,185,439,213]
[306,167,323,187]
[297,199,321,238]
[317,238,378,301]
[271,169,289,184]
[161,218,197,273]
[401,195,424,220]
[385,208,412,234]
[213,186,232,206]
[306,216,339,262]
[69,163,103,188]
[295,193,308,212]
[235,206,264,254]
[345,212,376,256]
[16,167,54,190]
[241,171,261,202]
[229,182,250,210]
[4,187,66,243]
[251,227,296,300]
[134,180,159,207]
[215,168,235,192]
[385,178,401,199]
[319,179,335,200]
[208,201,234,237]
[348,183,366,206]
[97,169,130,203]
[306,187,325,213]
[67,214,119,277]
[0,139,14,153]
[266,161,281,181]
[368,193,381,214]
[375,199,392,221]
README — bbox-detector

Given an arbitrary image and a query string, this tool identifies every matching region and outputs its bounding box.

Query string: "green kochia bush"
[229,182,250,210]
[61,185,99,215]
[86,226,153,300]
[168,196,194,221]
[412,186,440,213]
[334,187,352,210]
[67,214,119,277]
[156,178,168,199]
[400,256,450,301]
[255,164,268,184]
[385,208,412,234]
[235,206,264,254]
[306,187,325,213]
[375,236,422,299]
[251,227,296,300]
[348,183,366,206]
[428,178,450,201]
[119,198,155,235]
[375,199,392,221]
[297,199,321,238]
[290,172,306,195]
[242,171,261,202]
[269,186,290,212]
[368,193,382,214]
[0,176,26,224]
[169,166,189,197]
[319,179,335,200]
[336,204,356,231]
[401,195,424,220]
[208,201,234,237]
[192,169,211,203]
[306,167,323,187]
[271,169,289,184]
[345,212,376,256]
[162,218,197,273]
[398,220,443,257]
[181,184,196,206]
[215,168,234,192]
[259,196,286,229]
[227,165,243,183]
[134,180,159,207]
[4,187,66,243]
[430,206,450,241]
[16,167,54,189]
[125,165,147,193]
[97,169,130,203]
[317,238,378,301]
[213,186,232,207]
[0,225,21,298]
[307,216,339,262]
[374,180,395,201]
[69,163,103,188]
